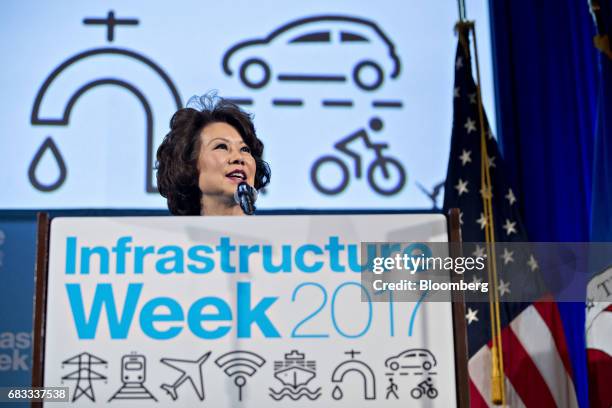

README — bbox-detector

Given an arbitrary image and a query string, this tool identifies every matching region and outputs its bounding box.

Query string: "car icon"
[222,15,401,91]
[385,349,437,372]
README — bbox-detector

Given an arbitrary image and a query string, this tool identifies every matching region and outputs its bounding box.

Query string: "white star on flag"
[459,211,464,225]
[466,307,479,324]
[456,56,463,70]
[459,149,472,166]
[471,274,483,288]
[498,280,511,296]
[476,213,487,230]
[464,117,477,134]
[502,248,514,265]
[472,244,485,258]
[454,86,460,98]
[505,188,517,205]
[487,128,494,140]
[455,179,469,196]
[503,219,517,236]
[488,156,496,168]
[527,254,539,271]
[468,92,477,104]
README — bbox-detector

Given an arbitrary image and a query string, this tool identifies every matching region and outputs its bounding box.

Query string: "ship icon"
[269,350,322,401]
[274,351,316,387]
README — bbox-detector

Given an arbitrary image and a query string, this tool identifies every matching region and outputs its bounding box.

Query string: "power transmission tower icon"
[61,352,108,402]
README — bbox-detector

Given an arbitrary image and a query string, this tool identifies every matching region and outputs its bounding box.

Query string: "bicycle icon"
[410,377,438,399]
[310,117,406,196]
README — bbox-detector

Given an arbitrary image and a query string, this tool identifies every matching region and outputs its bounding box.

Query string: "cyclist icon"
[310,117,406,196]
[410,377,438,399]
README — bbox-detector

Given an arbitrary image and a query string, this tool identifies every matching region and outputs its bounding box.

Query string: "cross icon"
[344,350,361,359]
[83,11,139,42]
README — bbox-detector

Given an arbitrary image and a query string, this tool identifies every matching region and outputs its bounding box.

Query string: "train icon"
[108,353,157,401]
[122,354,146,383]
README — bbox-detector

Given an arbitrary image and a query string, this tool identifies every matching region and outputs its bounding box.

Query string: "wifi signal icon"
[215,351,266,401]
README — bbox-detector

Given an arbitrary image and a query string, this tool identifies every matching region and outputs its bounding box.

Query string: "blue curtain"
[591,0,612,244]
[488,1,600,407]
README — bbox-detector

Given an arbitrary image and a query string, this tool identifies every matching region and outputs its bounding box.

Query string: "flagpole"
[455,18,506,405]
[469,23,507,406]
[456,0,505,400]
[457,0,467,22]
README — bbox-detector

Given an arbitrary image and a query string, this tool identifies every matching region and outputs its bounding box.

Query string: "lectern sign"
[42,214,457,406]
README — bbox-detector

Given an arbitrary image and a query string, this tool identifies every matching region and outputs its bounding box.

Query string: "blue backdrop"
[489,1,603,407]
[0,215,36,390]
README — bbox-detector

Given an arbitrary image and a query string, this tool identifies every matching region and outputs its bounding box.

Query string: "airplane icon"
[160,352,211,401]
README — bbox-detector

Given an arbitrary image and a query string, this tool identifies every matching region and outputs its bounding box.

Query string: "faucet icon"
[29,12,182,193]
[330,350,376,400]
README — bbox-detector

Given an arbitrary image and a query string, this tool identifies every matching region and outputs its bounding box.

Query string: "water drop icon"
[28,136,67,192]
[332,385,343,400]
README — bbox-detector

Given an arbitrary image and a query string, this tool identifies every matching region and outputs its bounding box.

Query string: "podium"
[31,212,468,407]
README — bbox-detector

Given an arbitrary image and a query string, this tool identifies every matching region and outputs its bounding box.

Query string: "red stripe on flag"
[495,327,557,407]
[470,379,489,408]
[533,298,574,378]
[605,304,612,313]
[587,348,612,408]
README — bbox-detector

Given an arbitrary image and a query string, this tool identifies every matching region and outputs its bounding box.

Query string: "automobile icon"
[385,349,437,372]
[222,15,401,91]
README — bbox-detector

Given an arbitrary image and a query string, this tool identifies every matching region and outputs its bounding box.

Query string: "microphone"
[234,182,258,215]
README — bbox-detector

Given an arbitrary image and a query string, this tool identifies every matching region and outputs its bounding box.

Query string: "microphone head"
[234,182,258,205]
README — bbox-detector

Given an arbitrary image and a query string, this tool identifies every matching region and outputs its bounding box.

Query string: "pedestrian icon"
[386,377,399,399]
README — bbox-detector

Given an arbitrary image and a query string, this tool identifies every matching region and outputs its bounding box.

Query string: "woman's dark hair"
[156,93,270,215]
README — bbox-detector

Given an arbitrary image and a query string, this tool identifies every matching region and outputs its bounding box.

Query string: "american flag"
[443,25,578,407]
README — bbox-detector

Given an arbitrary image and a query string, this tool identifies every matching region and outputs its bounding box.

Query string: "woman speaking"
[156,94,270,215]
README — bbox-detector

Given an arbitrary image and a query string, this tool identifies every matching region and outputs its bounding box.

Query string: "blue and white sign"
[1,1,495,210]
[0,217,36,388]
[43,214,457,406]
